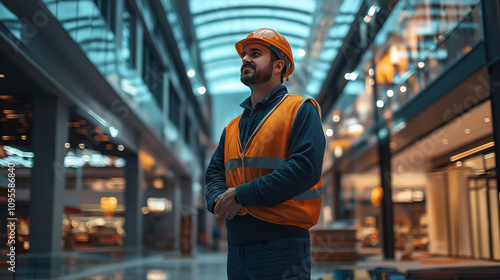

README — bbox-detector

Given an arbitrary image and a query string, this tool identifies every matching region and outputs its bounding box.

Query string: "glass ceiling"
[188,0,362,97]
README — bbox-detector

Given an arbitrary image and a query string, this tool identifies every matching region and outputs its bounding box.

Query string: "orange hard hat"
[235,28,295,78]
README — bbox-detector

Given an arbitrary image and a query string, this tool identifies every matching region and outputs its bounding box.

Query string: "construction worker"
[205,28,325,280]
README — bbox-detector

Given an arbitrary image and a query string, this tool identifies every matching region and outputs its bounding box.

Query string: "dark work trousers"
[227,236,311,280]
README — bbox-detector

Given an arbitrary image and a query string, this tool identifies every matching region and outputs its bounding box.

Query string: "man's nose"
[242,54,251,64]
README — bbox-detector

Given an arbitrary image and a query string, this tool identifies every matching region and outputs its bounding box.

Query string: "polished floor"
[0,247,340,280]
[2,247,500,280]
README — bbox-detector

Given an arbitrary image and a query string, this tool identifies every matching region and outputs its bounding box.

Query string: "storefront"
[321,0,500,260]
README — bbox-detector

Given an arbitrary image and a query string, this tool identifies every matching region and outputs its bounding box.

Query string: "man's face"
[240,44,274,86]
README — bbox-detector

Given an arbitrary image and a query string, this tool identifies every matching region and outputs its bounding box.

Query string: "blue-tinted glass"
[189,0,360,97]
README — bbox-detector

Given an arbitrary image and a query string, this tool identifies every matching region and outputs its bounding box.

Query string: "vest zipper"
[239,94,290,184]
[241,152,245,184]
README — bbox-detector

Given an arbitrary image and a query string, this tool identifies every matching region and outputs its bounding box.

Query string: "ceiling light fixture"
[109,127,119,137]
[484,153,495,160]
[325,129,334,137]
[450,142,495,162]
[198,86,206,95]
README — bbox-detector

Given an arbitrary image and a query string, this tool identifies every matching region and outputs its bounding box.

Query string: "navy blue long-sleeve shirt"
[205,85,325,245]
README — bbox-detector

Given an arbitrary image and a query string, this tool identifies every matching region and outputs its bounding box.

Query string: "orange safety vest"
[224,94,323,229]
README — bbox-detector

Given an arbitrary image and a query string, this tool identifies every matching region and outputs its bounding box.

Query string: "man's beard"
[240,61,273,86]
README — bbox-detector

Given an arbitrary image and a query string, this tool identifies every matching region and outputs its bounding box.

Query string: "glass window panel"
[189,0,316,15]
[121,2,135,68]
[477,179,491,259]
[339,0,362,13]
[210,81,247,95]
[469,180,480,258]
[205,58,241,69]
[200,45,237,62]
[374,0,483,120]
[169,85,181,129]
[0,2,22,39]
[193,9,312,26]
[340,165,381,250]
[489,179,500,260]
[196,19,310,40]
[205,66,240,80]
[199,35,249,49]
[43,0,163,137]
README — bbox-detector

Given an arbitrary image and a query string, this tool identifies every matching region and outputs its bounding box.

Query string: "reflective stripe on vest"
[225,157,287,171]
[224,94,323,229]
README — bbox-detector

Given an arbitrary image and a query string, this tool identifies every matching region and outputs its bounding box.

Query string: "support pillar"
[333,169,341,221]
[29,96,68,253]
[124,153,144,253]
[481,0,500,200]
[28,96,68,278]
[180,178,194,255]
[165,177,181,251]
[379,130,395,259]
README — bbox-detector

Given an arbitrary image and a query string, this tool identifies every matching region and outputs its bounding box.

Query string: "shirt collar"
[240,85,287,111]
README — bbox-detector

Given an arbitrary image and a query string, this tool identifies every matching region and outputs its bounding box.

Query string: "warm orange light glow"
[100,197,118,217]
[6,114,25,119]
[3,110,14,114]
[329,138,351,151]
[371,187,383,207]
[2,136,15,140]
[0,96,14,100]
[153,178,164,189]
[66,122,79,127]
[139,151,155,172]
[376,52,395,84]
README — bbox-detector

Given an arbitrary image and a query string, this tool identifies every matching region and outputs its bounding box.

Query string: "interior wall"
[426,172,449,255]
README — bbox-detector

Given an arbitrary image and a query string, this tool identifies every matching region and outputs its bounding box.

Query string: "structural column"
[165,178,181,252]
[27,96,68,278]
[180,178,194,255]
[180,178,196,255]
[378,130,395,259]
[481,0,500,196]
[333,169,342,221]
[124,153,144,252]
[29,96,68,254]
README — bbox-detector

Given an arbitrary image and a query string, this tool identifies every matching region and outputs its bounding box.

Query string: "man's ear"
[274,60,285,74]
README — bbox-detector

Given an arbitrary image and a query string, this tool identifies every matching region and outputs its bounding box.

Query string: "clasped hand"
[214,188,242,220]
